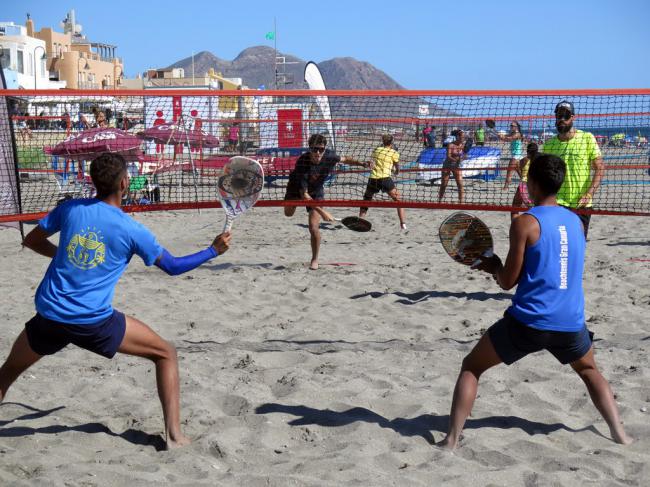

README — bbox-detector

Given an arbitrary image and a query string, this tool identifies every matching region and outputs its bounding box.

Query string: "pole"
[273,17,277,90]
[33,45,45,89]
[191,51,195,86]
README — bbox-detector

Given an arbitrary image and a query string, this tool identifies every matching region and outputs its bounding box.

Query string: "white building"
[0,21,66,89]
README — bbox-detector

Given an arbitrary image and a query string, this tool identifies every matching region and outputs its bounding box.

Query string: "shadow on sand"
[255,402,601,445]
[0,402,165,450]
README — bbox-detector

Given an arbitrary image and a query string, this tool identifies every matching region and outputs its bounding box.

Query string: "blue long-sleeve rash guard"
[155,246,218,276]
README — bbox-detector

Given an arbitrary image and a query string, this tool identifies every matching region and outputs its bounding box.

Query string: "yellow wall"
[31,23,124,89]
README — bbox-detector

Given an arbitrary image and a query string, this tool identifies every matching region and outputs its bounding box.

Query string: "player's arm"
[446,143,454,161]
[579,156,604,207]
[155,233,231,276]
[475,215,535,290]
[23,225,57,258]
[340,155,370,168]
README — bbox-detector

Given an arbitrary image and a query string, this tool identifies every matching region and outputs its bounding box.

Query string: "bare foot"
[309,260,319,271]
[435,436,458,451]
[612,429,634,445]
[166,433,191,450]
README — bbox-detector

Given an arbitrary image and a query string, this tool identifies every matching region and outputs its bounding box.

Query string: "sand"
[0,206,648,486]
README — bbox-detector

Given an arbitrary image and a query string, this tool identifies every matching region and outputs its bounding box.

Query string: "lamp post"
[33,45,46,89]
[113,64,123,89]
[77,56,90,89]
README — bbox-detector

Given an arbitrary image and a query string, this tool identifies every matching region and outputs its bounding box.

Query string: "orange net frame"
[1,88,649,223]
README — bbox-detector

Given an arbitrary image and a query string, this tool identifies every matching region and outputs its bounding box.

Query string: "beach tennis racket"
[332,216,372,232]
[438,212,493,266]
[217,156,264,232]
[463,138,474,154]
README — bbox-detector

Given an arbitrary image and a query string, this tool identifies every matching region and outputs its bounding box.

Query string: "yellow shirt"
[542,130,601,207]
[370,146,399,179]
[520,158,530,182]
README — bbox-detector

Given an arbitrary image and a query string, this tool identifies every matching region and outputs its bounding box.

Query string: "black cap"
[555,100,575,115]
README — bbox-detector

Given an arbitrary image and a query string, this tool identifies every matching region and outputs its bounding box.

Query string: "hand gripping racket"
[217,156,264,232]
[438,212,494,266]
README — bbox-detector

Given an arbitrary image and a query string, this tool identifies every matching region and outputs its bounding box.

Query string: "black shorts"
[442,158,461,170]
[25,310,127,359]
[284,185,323,213]
[560,205,591,238]
[488,312,593,365]
[364,177,396,198]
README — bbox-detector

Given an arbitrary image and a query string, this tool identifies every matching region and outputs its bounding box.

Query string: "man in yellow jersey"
[359,134,407,230]
[542,101,604,237]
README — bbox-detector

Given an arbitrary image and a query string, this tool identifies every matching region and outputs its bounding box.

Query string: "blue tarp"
[416,146,502,182]
[416,146,501,164]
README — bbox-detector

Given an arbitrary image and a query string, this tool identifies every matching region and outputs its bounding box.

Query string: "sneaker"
[400,223,407,231]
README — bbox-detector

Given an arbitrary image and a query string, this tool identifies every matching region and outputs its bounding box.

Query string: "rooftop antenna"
[272,19,299,100]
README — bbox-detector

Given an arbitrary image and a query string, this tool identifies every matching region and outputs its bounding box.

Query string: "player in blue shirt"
[0,153,231,450]
[438,153,632,450]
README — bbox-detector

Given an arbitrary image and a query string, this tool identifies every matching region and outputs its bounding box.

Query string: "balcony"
[77,81,100,89]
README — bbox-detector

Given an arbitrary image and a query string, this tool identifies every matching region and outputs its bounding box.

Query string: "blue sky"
[5,0,649,89]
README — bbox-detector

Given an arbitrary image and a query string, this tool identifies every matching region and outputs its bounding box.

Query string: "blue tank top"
[507,206,585,332]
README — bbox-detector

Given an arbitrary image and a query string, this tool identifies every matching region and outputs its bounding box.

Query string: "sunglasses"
[555,111,573,121]
[310,146,326,154]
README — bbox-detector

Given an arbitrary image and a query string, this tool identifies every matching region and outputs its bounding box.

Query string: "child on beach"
[437,153,632,450]
[0,153,231,450]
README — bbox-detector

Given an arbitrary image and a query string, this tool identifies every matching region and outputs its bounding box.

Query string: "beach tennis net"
[1,88,649,223]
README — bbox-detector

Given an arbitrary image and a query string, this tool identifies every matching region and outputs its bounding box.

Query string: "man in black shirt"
[284,134,369,270]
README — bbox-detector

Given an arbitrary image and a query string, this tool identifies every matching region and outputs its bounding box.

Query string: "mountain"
[167,47,451,119]
[167,46,404,90]
[317,57,403,90]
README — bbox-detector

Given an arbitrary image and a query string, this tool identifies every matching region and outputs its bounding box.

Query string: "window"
[0,48,10,69]
[16,50,24,74]
[28,52,33,75]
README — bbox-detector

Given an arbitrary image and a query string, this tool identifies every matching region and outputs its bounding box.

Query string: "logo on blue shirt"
[66,227,106,270]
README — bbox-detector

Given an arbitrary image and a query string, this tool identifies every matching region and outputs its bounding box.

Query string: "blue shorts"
[488,312,593,365]
[25,310,127,359]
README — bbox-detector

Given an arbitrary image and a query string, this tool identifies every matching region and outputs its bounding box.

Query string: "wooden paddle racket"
[217,156,264,232]
[439,212,494,266]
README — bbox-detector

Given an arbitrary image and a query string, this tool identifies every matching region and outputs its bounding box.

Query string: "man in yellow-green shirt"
[542,101,604,237]
[359,134,406,230]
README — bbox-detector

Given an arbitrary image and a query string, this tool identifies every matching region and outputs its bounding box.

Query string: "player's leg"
[308,208,322,270]
[388,187,406,228]
[0,330,42,402]
[438,333,503,450]
[452,168,465,204]
[360,181,375,219]
[117,315,191,449]
[510,186,524,220]
[570,347,632,444]
[438,170,451,202]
